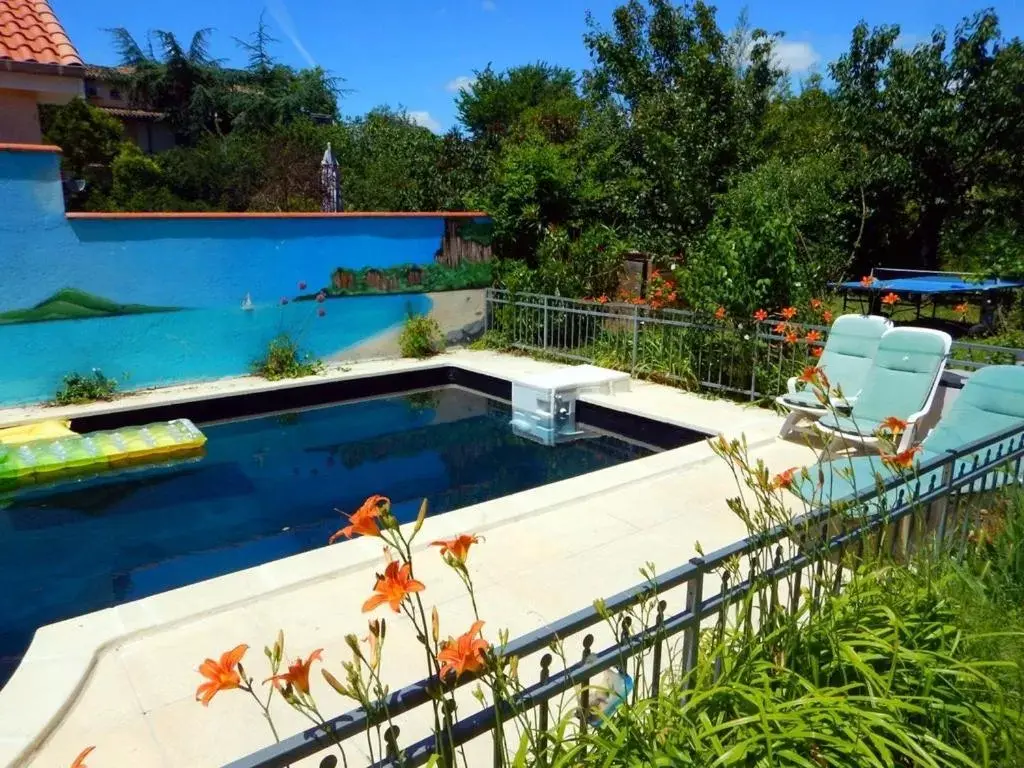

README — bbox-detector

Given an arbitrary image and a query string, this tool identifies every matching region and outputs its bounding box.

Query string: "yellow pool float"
[0,418,206,488]
[0,419,75,445]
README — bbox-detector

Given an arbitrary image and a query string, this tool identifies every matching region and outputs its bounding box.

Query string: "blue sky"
[54,0,1024,132]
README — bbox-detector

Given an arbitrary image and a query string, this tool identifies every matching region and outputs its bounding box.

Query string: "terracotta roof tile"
[0,1,82,66]
[97,106,167,121]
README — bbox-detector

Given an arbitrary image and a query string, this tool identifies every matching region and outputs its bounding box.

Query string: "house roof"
[0,0,82,67]
[97,106,166,121]
[84,64,131,80]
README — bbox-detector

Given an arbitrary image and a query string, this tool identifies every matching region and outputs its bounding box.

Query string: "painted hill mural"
[0,289,181,326]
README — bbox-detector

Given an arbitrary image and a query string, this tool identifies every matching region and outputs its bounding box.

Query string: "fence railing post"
[631,305,640,374]
[932,451,957,554]
[680,558,705,701]
[749,322,759,401]
[543,296,550,350]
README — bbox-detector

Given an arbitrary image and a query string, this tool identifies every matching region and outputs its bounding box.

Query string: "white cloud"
[265,0,317,68]
[773,40,819,73]
[408,111,442,132]
[482,0,497,10]
[446,75,476,93]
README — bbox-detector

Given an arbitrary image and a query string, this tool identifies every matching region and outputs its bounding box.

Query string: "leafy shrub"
[684,155,856,317]
[561,557,1023,768]
[251,334,323,380]
[399,314,445,358]
[54,370,119,405]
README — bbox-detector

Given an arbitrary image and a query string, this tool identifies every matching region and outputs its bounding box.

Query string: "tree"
[684,154,858,314]
[456,63,580,143]
[831,11,1024,273]
[334,108,445,211]
[40,98,124,190]
[229,14,341,133]
[580,0,784,253]
[107,27,227,144]
[106,22,341,145]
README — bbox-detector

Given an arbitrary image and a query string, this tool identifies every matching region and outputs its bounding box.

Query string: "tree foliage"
[40,4,1024,311]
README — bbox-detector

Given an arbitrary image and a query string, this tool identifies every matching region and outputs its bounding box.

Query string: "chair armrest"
[897,409,930,453]
[786,376,799,396]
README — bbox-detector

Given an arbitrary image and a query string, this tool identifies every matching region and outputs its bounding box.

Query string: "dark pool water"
[0,386,656,685]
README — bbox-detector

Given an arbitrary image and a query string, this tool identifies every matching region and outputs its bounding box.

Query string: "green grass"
[0,288,180,325]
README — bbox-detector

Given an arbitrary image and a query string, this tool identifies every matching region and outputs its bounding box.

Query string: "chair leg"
[825,434,847,456]
[778,410,804,439]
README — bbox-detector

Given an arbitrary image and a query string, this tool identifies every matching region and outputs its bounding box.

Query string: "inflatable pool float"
[0,418,206,489]
[0,419,75,445]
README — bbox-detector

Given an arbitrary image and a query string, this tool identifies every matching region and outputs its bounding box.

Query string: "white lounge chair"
[777,314,892,438]
[815,326,952,454]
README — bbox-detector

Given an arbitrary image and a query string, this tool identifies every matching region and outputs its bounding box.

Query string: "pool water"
[0,387,656,685]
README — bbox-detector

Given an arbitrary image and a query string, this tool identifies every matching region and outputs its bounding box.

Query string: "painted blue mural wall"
[0,148,490,406]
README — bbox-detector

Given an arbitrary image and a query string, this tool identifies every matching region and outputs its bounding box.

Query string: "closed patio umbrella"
[320,142,341,212]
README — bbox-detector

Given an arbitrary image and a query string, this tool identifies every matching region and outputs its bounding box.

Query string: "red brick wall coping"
[66,211,489,220]
[0,143,62,153]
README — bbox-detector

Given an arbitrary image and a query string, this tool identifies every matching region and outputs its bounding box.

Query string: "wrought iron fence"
[482,288,1024,401]
[228,415,1024,768]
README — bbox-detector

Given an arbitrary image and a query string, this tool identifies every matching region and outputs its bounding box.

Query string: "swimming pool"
[0,382,699,686]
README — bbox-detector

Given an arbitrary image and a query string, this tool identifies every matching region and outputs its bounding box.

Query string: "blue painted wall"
[0,148,485,405]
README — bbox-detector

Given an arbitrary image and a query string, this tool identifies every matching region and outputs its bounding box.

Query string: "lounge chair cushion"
[818,328,950,437]
[795,365,1024,506]
[813,314,891,401]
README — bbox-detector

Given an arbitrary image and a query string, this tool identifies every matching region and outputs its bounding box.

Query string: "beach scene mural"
[0,148,492,406]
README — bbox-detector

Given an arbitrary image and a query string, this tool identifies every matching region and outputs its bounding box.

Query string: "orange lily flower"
[810,298,823,310]
[771,467,798,490]
[773,321,788,335]
[196,644,248,706]
[798,365,821,385]
[954,302,969,317]
[811,346,824,358]
[596,295,609,304]
[329,495,389,543]
[265,649,323,695]
[805,330,822,343]
[781,306,798,320]
[363,560,426,613]
[822,310,834,323]
[753,308,768,322]
[71,747,95,768]
[881,445,921,471]
[879,416,908,435]
[784,331,799,345]
[431,534,481,564]
[714,306,727,320]
[860,275,876,288]
[437,620,490,679]
[881,292,900,306]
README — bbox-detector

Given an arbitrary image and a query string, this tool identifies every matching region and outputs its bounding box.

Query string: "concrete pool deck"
[0,350,820,768]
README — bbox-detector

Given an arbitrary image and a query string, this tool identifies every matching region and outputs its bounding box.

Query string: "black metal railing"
[482,288,1024,401]
[227,417,1024,768]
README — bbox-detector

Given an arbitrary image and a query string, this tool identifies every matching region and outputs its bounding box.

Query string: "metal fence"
[228,417,1024,768]
[483,289,1024,401]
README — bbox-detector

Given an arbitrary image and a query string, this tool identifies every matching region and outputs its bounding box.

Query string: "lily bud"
[413,499,429,535]
[322,668,352,698]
